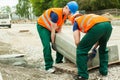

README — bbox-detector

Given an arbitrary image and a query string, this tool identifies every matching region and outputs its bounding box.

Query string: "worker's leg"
[56,51,63,63]
[98,22,112,75]
[37,23,53,70]
[76,22,109,79]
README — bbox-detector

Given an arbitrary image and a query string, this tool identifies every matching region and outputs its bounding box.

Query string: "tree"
[76,0,120,11]
[30,0,69,16]
[0,6,11,13]
[16,0,31,19]
[30,0,52,16]
[30,0,120,16]
[52,0,69,7]
[76,0,91,10]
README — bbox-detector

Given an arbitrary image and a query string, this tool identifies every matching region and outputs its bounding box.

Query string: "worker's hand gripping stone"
[51,34,57,51]
[88,48,97,60]
[52,43,57,51]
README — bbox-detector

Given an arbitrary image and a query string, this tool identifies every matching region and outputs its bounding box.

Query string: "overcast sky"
[0,0,18,7]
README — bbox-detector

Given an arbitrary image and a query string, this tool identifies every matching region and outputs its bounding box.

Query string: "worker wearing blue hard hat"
[37,1,78,73]
[67,1,78,14]
[69,13,112,80]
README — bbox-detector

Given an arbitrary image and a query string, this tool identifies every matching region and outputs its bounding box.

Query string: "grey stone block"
[0,54,27,66]
[55,32,119,68]
[0,72,3,80]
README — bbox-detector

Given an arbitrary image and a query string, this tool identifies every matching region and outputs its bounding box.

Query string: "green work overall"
[76,22,112,79]
[37,23,63,70]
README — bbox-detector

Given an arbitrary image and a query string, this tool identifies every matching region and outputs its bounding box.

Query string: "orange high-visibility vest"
[37,8,67,31]
[75,14,110,33]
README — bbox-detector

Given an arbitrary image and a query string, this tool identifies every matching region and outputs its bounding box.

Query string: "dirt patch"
[0,24,74,80]
[0,63,73,80]
[0,42,11,55]
[0,24,120,80]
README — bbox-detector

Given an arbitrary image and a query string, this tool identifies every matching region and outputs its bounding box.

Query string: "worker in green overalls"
[37,1,78,73]
[70,14,112,80]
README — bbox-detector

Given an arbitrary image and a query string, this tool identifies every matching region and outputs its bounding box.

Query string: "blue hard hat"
[67,1,78,14]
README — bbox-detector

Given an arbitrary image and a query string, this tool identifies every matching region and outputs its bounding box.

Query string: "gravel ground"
[0,23,120,80]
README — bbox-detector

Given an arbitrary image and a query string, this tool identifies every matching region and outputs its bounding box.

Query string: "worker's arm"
[51,23,57,43]
[73,21,80,46]
[93,42,99,49]
[50,12,58,43]
[73,30,80,46]
[50,23,58,51]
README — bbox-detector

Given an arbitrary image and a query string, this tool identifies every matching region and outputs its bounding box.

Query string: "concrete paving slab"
[0,72,3,80]
[55,24,120,68]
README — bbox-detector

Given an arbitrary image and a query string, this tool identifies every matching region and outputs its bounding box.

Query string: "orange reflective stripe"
[45,10,53,24]
[41,10,52,30]
[38,8,66,31]
[79,14,98,32]
[42,15,51,30]
[79,15,88,32]
[76,14,110,33]
[87,15,99,26]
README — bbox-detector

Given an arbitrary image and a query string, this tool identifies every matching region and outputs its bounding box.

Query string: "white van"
[0,13,11,28]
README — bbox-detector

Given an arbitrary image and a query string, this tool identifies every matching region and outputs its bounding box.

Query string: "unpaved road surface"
[0,24,74,80]
[0,23,120,80]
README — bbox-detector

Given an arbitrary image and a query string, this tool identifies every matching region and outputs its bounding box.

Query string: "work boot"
[46,67,56,73]
[74,75,87,80]
[56,61,63,64]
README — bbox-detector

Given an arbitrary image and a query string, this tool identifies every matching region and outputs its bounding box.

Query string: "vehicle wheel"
[8,25,11,28]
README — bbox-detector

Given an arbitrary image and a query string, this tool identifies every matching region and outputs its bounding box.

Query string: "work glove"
[52,43,57,51]
[88,48,97,61]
